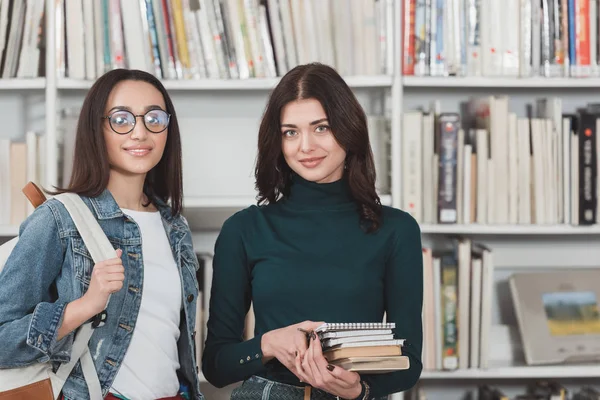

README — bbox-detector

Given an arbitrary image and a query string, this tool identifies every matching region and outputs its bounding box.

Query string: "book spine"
[437,113,460,223]
[440,252,458,370]
[403,0,416,75]
[578,112,598,224]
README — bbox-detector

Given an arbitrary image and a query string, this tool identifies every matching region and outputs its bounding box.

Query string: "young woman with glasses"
[0,69,204,400]
[202,63,423,399]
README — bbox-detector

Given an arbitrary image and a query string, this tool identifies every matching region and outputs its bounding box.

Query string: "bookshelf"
[420,364,600,380]
[403,76,600,88]
[57,76,394,91]
[0,0,599,399]
[419,224,600,235]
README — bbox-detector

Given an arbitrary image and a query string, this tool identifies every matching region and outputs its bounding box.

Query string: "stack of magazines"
[315,322,409,373]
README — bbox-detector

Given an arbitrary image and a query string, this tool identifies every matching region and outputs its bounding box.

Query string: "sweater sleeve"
[362,213,423,398]
[201,211,268,388]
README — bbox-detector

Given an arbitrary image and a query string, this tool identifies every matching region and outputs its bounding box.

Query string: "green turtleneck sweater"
[201,175,423,398]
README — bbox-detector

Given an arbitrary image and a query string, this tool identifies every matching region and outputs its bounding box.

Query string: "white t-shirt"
[110,209,182,400]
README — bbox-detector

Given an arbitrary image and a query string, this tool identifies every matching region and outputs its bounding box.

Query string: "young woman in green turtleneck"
[202,63,423,400]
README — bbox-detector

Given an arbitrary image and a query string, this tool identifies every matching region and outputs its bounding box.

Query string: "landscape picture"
[542,291,600,336]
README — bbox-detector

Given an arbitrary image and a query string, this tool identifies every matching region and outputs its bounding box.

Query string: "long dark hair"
[255,63,382,232]
[53,69,183,216]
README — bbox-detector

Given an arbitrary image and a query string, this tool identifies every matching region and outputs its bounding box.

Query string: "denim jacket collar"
[89,189,187,233]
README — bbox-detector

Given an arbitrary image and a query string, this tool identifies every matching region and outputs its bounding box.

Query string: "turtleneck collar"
[283,173,355,210]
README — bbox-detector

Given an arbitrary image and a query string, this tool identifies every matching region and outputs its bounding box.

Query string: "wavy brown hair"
[255,63,382,232]
[52,69,183,215]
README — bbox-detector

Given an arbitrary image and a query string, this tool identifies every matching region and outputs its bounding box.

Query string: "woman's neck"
[107,170,155,211]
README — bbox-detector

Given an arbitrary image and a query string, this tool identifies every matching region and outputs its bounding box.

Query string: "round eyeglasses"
[103,109,171,135]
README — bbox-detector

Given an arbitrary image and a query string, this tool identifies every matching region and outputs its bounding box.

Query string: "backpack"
[0,185,114,400]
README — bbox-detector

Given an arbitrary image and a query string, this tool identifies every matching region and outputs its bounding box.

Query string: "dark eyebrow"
[107,105,165,113]
[280,118,329,129]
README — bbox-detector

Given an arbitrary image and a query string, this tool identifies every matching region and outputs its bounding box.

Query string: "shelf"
[0,78,45,90]
[0,225,19,237]
[58,75,393,91]
[184,194,393,209]
[420,364,600,379]
[403,76,600,88]
[419,224,600,235]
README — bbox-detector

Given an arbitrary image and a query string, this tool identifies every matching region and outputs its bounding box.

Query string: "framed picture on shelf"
[509,269,600,366]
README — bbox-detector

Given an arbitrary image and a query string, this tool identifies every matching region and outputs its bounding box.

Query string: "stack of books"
[316,322,409,374]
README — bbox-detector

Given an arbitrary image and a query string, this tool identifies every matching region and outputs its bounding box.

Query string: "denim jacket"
[0,190,204,400]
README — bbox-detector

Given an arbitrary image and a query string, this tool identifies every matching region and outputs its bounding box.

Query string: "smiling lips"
[124,147,152,157]
[299,156,325,168]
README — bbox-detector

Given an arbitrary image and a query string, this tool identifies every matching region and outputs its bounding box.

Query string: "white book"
[478,249,493,369]
[517,118,532,224]
[2,1,24,78]
[457,239,472,369]
[469,257,482,368]
[203,0,229,80]
[508,113,519,224]
[93,0,105,77]
[16,0,34,78]
[402,111,423,222]
[242,0,266,78]
[351,0,366,74]
[466,0,482,76]
[266,0,288,75]
[463,144,472,224]
[0,0,11,65]
[320,329,392,339]
[312,0,335,70]
[487,158,495,223]
[492,97,509,224]
[120,0,151,72]
[197,0,220,79]
[503,0,520,76]
[278,0,298,70]
[544,119,555,223]
[530,0,541,76]
[182,0,206,79]
[323,334,395,348]
[82,0,97,79]
[531,119,546,224]
[519,0,532,77]
[422,113,435,223]
[258,5,277,78]
[289,0,307,65]
[361,0,379,75]
[563,117,572,224]
[301,0,319,63]
[457,129,465,224]
[476,129,488,223]
[64,0,85,79]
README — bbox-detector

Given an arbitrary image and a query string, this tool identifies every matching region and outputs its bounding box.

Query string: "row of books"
[60,0,393,82]
[408,381,599,400]
[402,97,600,226]
[421,238,494,371]
[0,0,46,79]
[0,134,46,226]
[402,0,600,78]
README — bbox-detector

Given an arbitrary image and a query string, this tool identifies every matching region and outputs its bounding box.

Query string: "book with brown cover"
[329,356,410,373]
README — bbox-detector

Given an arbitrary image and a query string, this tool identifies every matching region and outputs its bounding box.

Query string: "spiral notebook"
[315,322,409,373]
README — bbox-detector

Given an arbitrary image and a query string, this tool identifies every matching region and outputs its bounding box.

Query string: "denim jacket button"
[187,294,194,303]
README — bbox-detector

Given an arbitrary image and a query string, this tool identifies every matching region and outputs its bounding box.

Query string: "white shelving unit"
[1,1,598,399]
[420,364,600,380]
[58,75,394,91]
[419,224,600,235]
[403,76,600,88]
